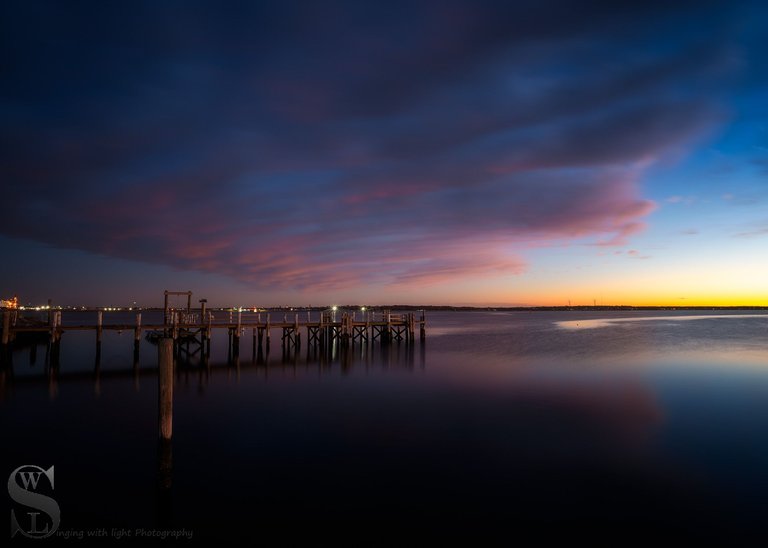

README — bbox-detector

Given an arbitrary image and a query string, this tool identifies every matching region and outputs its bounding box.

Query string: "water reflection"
[3,311,768,542]
[0,337,425,399]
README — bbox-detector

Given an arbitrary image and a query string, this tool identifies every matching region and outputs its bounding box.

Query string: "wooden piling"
[96,310,103,343]
[1,310,9,346]
[233,310,241,357]
[158,338,174,441]
[157,333,173,491]
[133,313,142,363]
[9,310,17,343]
[206,312,212,356]
[51,311,62,366]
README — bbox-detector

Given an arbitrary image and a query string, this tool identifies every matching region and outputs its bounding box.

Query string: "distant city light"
[0,296,19,309]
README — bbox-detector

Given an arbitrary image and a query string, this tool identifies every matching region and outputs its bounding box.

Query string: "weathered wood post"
[157,337,174,496]
[158,338,174,441]
[51,311,62,366]
[96,310,103,344]
[133,313,142,363]
[1,310,10,346]
[294,313,300,349]
[318,312,325,349]
[344,313,351,347]
[233,309,241,357]
[9,310,17,343]
[266,314,271,349]
[206,312,212,357]
[420,310,426,341]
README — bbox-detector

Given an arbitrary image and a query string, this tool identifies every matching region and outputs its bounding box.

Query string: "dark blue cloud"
[0,0,762,290]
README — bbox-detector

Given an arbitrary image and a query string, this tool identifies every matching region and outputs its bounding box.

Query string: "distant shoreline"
[7,304,768,312]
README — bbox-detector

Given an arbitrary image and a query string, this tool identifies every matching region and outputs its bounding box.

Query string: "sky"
[1,0,767,307]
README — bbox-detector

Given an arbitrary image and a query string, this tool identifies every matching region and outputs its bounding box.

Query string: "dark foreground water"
[2,310,768,544]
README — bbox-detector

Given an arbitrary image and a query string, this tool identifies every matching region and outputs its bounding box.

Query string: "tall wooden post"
[420,310,426,341]
[199,300,207,326]
[319,312,325,349]
[206,312,212,356]
[1,310,10,346]
[51,311,62,367]
[158,339,174,441]
[233,309,241,357]
[96,310,103,344]
[134,313,142,363]
[157,338,174,497]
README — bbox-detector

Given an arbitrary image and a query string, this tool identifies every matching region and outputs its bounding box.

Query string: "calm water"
[2,310,768,543]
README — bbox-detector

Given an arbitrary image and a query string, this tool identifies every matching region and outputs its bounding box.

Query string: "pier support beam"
[233,309,241,359]
[50,311,62,367]
[133,313,142,365]
[205,313,212,357]
[1,310,10,346]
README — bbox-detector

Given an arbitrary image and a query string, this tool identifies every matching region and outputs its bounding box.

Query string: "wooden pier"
[0,305,426,367]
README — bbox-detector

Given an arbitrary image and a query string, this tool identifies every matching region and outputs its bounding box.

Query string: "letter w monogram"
[18,471,42,490]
